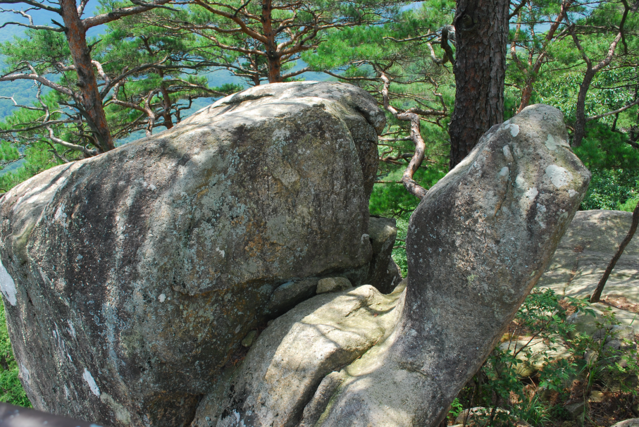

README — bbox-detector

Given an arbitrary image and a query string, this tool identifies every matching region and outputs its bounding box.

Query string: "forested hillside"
[0,0,638,425]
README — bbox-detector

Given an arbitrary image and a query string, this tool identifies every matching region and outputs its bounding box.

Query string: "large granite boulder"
[189,104,589,426]
[0,82,385,426]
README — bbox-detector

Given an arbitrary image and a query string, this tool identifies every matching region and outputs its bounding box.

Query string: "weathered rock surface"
[0,81,385,426]
[612,419,639,427]
[537,209,639,332]
[264,216,401,315]
[365,216,402,293]
[316,277,352,294]
[264,277,319,316]
[299,104,589,427]
[538,210,639,300]
[189,104,590,426]
[191,282,406,427]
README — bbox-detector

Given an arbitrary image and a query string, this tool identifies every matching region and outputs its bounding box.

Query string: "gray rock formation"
[264,277,319,316]
[1,93,591,427]
[365,216,402,293]
[0,82,385,427]
[305,104,589,426]
[191,282,406,427]
[188,104,590,426]
[263,216,401,316]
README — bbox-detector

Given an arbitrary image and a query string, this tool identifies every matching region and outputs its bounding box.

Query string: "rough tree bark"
[448,0,510,168]
[261,0,281,83]
[59,0,114,152]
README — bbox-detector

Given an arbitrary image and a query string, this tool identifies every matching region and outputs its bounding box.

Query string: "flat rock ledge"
[537,209,639,332]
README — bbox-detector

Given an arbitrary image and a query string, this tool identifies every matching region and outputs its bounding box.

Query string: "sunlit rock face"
[187,104,590,427]
[0,81,385,427]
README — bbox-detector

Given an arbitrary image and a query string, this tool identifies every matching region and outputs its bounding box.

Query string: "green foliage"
[0,141,65,193]
[580,168,639,210]
[448,397,464,419]
[573,122,639,171]
[453,289,639,426]
[0,141,19,163]
[619,196,639,212]
[0,299,30,407]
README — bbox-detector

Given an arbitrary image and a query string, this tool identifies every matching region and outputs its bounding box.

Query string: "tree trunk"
[448,0,510,168]
[261,0,282,83]
[157,69,174,129]
[266,53,281,83]
[572,67,595,147]
[160,86,174,129]
[59,0,114,152]
[518,84,534,113]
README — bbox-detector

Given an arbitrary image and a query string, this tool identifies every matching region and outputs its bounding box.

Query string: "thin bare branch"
[586,98,639,121]
[381,72,428,200]
[82,0,174,28]
[47,127,97,156]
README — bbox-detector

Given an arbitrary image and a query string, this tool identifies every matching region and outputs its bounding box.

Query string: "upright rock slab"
[303,104,590,426]
[191,104,589,427]
[0,82,384,427]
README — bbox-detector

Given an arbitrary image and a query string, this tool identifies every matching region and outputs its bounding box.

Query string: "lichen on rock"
[189,104,590,427]
[0,81,386,427]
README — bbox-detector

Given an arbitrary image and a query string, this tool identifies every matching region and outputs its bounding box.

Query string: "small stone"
[266,278,318,316]
[365,217,402,294]
[564,401,585,420]
[589,390,605,403]
[241,331,258,348]
[316,277,352,294]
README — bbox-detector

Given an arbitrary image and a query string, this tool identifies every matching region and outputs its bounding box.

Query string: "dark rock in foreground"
[0,82,385,427]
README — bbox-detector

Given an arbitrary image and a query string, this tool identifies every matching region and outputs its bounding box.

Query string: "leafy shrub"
[580,168,639,211]
[0,299,30,407]
[618,196,639,212]
[452,289,639,426]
